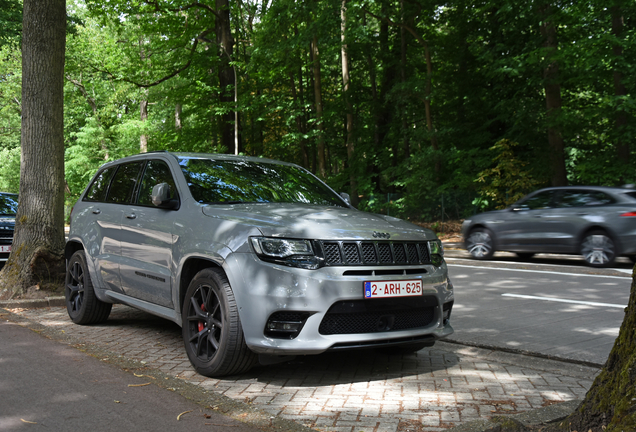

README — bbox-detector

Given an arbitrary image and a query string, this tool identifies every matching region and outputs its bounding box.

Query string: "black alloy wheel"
[182,268,257,377]
[65,250,112,324]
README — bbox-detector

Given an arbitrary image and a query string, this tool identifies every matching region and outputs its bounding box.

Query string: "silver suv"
[65,152,454,376]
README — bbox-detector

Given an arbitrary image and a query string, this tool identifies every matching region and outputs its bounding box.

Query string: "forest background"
[0,0,633,222]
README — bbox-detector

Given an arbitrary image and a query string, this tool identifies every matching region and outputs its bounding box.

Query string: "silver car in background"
[462,186,636,267]
[65,152,454,377]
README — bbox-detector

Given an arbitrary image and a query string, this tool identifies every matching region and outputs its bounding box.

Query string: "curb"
[0,296,66,309]
[445,399,580,432]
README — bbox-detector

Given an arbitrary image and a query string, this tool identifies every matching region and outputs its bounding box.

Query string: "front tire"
[182,268,257,377]
[580,230,616,268]
[466,228,495,260]
[65,250,112,324]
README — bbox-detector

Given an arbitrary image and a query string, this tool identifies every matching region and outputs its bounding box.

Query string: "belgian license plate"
[364,280,422,299]
[0,245,10,253]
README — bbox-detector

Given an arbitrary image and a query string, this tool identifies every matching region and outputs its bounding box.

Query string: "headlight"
[251,237,321,269]
[428,239,444,267]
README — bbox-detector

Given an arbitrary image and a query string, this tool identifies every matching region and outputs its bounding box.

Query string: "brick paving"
[7,305,598,432]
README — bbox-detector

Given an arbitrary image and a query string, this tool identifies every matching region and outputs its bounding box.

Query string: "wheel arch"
[65,240,84,261]
[465,224,498,249]
[178,257,225,314]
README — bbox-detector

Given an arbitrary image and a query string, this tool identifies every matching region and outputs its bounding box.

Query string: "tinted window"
[0,194,18,215]
[560,190,615,207]
[83,167,116,202]
[105,162,144,204]
[178,158,346,207]
[518,190,555,210]
[138,160,179,206]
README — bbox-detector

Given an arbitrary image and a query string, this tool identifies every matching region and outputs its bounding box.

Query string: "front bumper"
[226,252,454,355]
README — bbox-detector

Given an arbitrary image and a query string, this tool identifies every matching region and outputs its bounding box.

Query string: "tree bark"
[311,34,326,178]
[539,2,567,187]
[564,268,636,431]
[341,0,358,206]
[216,0,236,154]
[0,0,66,294]
[611,5,629,164]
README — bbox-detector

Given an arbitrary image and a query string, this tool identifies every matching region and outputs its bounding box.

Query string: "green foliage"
[0,0,22,48]
[1,0,635,223]
[475,139,543,210]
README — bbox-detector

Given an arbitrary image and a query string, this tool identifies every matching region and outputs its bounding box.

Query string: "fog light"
[264,312,311,339]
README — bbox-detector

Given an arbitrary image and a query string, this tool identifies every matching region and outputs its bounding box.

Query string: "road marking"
[502,293,626,308]
[448,262,632,280]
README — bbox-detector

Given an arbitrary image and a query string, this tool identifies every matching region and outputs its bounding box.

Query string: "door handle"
[126,213,137,220]
[92,209,101,215]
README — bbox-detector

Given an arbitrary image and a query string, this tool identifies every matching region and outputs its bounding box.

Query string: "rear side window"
[105,162,144,204]
[560,190,615,207]
[83,167,116,202]
[519,190,555,210]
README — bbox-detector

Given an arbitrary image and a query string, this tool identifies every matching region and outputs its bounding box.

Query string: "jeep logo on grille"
[373,231,391,239]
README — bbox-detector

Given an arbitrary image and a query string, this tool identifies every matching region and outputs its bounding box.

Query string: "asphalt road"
[444,252,632,366]
[0,319,263,432]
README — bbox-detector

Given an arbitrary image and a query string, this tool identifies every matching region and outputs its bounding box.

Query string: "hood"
[201,203,434,241]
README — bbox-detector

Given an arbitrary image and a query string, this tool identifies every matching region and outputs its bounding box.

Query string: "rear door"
[119,159,180,308]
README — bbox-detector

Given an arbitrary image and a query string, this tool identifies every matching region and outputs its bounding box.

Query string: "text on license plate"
[0,245,10,253]
[364,280,422,299]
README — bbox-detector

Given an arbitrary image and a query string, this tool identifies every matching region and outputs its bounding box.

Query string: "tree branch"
[91,29,212,89]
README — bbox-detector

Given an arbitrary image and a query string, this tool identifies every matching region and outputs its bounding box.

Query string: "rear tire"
[465,228,495,260]
[580,230,616,268]
[65,250,112,324]
[182,268,257,377]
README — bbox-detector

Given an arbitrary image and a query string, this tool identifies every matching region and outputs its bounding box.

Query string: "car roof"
[97,151,299,170]
[535,185,636,194]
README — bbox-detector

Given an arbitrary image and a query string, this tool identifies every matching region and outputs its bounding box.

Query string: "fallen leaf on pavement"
[128,383,151,387]
[20,419,37,424]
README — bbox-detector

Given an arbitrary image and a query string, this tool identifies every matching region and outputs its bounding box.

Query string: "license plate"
[0,245,10,253]
[364,280,422,299]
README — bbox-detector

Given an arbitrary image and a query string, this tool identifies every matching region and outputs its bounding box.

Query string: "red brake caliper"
[198,304,206,332]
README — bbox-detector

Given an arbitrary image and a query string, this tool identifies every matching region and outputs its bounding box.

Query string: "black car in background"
[0,193,18,265]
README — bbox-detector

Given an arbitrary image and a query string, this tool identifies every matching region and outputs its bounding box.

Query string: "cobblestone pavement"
[7,305,599,432]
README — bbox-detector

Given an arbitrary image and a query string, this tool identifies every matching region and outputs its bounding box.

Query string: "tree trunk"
[216,0,236,154]
[539,2,567,187]
[0,0,66,295]
[611,5,629,165]
[175,103,182,130]
[564,267,636,431]
[140,95,148,153]
[341,0,358,206]
[311,34,326,178]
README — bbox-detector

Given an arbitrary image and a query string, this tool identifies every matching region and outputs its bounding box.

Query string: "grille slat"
[320,241,431,266]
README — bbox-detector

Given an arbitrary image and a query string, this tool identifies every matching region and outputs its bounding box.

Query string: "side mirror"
[151,183,178,209]
[340,192,351,206]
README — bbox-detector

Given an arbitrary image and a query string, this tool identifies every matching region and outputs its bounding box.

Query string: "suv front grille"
[319,241,430,266]
[318,297,437,335]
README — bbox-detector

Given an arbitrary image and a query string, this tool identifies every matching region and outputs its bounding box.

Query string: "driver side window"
[138,160,179,206]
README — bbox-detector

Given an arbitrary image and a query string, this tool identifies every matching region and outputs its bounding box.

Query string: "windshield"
[178,157,347,207]
[0,193,18,215]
